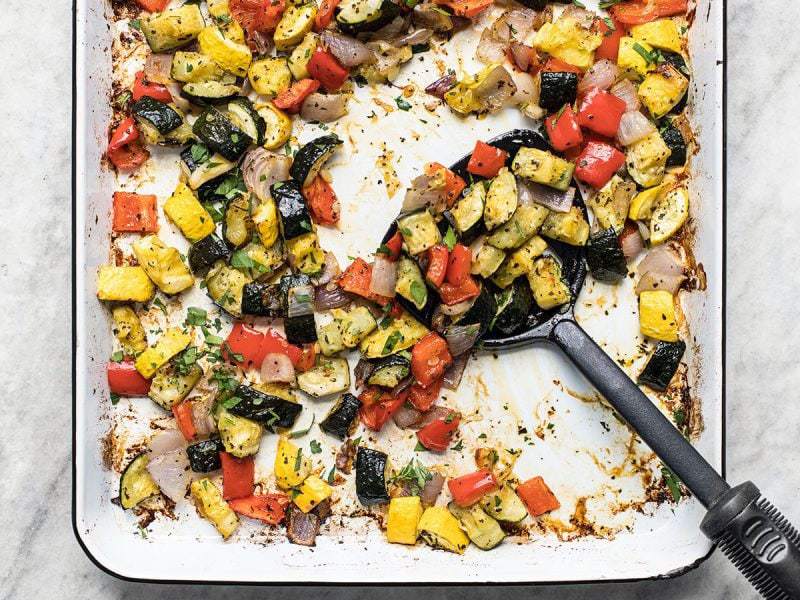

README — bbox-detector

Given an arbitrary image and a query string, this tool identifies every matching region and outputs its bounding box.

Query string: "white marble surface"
[1,0,798,598]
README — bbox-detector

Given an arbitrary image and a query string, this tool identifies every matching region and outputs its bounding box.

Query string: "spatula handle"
[548,318,728,507]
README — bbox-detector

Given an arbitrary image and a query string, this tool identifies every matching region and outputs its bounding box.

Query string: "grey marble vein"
[0,0,797,598]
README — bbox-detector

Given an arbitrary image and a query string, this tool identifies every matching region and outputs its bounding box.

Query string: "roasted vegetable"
[586,229,627,283]
[455,283,497,338]
[483,168,517,230]
[272,180,313,240]
[223,194,254,249]
[319,393,362,439]
[132,234,195,295]
[638,64,689,119]
[618,37,654,80]
[187,438,225,473]
[275,436,311,489]
[198,25,252,77]
[359,310,429,358]
[417,506,469,554]
[512,147,574,192]
[331,306,377,348]
[625,130,672,188]
[447,502,505,550]
[589,175,636,233]
[256,102,294,150]
[131,97,191,145]
[293,475,333,513]
[274,4,318,51]
[449,184,485,236]
[141,4,205,53]
[355,446,389,505]
[227,97,266,146]
[533,16,602,70]
[486,204,549,249]
[171,51,224,83]
[120,453,160,509]
[539,206,590,246]
[638,340,686,391]
[191,478,239,538]
[97,266,154,302]
[395,256,428,310]
[148,361,202,409]
[492,279,533,336]
[193,107,252,162]
[248,57,292,98]
[528,256,571,310]
[205,261,251,317]
[367,353,411,388]
[286,232,326,275]
[538,71,579,112]
[471,243,506,278]
[188,234,231,275]
[112,306,147,355]
[290,135,342,187]
[217,407,263,458]
[163,181,215,242]
[639,289,679,342]
[336,0,399,35]
[135,327,193,379]
[229,385,303,430]
[479,485,528,523]
[660,120,687,167]
[630,19,683,54]
[650,186,689,244]
[397,210,441,255]
[297,358,350,397]
[492,235,548,289]
[241,281,283,317]
[386,496,423,545]
[181,80,242,107]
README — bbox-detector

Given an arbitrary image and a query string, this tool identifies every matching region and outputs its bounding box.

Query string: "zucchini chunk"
[586,229,627,283]
[336,0,400,35]
[186,438,225,473]
[271,180,313,240]
[660,119,687,167]
[455,283,497,338]
[528,256,571,310]
[397,210,441,255]
[188,234,231,275]
[637,340,686,391]
[274,4,318,51]
[256,102,294,150]
[491,279,533,336]
[472,242,506,279]
[417,506,469,554]
[132,234,195,295]
[227,97,266,146]
[486,204,549,249]
[483,168,518,230]
[141,4,205,53]
[286,232,326,275]
[241,281,283,316]
[229,385,303,430]
[285,314,318,345]
[331,305,378,348]
[479,485,528,522]
[395,256,428,310]
[180,147,236,190]
[359,310,429,358]
[319,393,362,440]
[512,147,575,192]
[148,360,202,409]
[538,71,578,112]
[289,134,342,187]
[205,261,251,317]
[288,32,319,80]
[539,206,589,246]
[119,453,160,509]
[447,502,505,550]
[223,195,254,248]
[193,107,253,161]
[131,97,184,135]
[316,320,346,357]
[355,446,390,506]
[181,80,241,106]
[491,235,548,289]
[449,184,485,235]
[217,407,263,458]
[190,478,239,538]
[297,358,350,397]
[366,353,411,388]
[589,175,636,233]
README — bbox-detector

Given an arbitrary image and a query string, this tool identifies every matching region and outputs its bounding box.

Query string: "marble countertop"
[1,0,798,598]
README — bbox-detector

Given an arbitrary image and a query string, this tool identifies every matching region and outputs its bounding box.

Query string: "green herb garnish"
[185,306,208,326]
[395,97,412,111]
[410,280,427,306]
[390,459,432,494]
[190,143,210,165]
[661,465,682,502]
[309,440,322,454]
[288,415,316,439]
[382,331,404,355]
[443,225,457,251]
[110,350,124,362]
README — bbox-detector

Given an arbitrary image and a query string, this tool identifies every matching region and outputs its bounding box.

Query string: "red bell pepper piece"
[109,117,139,152]
[438,276,480,305]
[545,105,583,152]
[448,469,497,507]
[577,88,627,137]
[433,0,493,18]
[220,452,255,500]
[296,343,317,372]
[426,244,449,288]
[112,192,158,233]
[338,257,391,304]
[445,244,471,286]
[542,57,583,74]
[417,410,460,452]
[425,162,466,207]
[108,117,149,171]
[358,388,408,431]
[172,401,197,441]
[407,377,442,411]
[466,141,508,179]
[307,49,349,92]
[574,141,626,189]
[411,332,453,388]
[230,0,286,35]
[516,476,560,516]
[135,0,169,11]
[381,231,403,262]
[224,322,267,369]
[228,493,290,524]
[273,79,321,113]
[302,175,340,225]
[132,71,172,104]
[261,328,303,366]
[107,360,151,396]
[594,17,625,62]
[314,0,340,31]
[610,0,687,25]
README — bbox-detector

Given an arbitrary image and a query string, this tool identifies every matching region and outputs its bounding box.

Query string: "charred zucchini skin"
[355,446,390,506]
[229,385,303,430]
[539,72,579,112]
[186,438,225,472]
[491,279,533,336]
[285,315,318,344]
[366,353,411,388]
[180,81,240,107]
[586,229,627,283]
[289,135,342,187]
[320,393,362,440]
[456,283,498,338]
[192,108,252,161]
[637,340,686,391]
[272,181,313,240]
[335,0,400,36]
[660,120,687,167]
[188,234,231,275]
[119,452,160,509]
[131,97,184,134]
[241,281,284,316]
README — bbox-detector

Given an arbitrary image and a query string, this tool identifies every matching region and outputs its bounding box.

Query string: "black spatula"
[387,130,800,599]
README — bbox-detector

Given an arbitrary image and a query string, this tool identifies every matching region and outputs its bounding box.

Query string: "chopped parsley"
[390,459,432,494]
[189,143,210,165]
[214,171,247,200]
[326,465,336,484]
[394,96,412,111]
[110,350,124,363]
[128,18,141,30]
[185,306,208,326]
[110,393,120,405]
[661,465,682,502]
[230,249,257,271]
[382,331,404,355]
[410,280,427,306]
[294,447,304,471]
[451,439,464,451]
[309,440,322,454]
[442,225,457,251]
[288,415,316,439]
[221,395,242,409]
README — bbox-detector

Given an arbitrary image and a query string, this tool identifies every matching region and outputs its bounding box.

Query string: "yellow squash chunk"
[97,266,155,302]
[286,232,326,275]
[492,235,548,289]
[293,475,333,513]
[650,186,689,244]
[444,64,508,115]
[207,0,230,17]
[191,479,239,539]
[359,311,429,358]
[274,4,317,51]
[628,185,665,220]
[163,181,215,242]
[533,16,602,71]
[417,506,469,554]
[397,210,441,255]
[539,207,589,246]
[288,32,319,80]
[639,290,679,342]
[625,131,672,188]
[618,37,655,80]
[256,102,293,150]
[589,175,637,233]
[248,57,292,98]
[171,51,224,83]
[274,436,311,489]
[528,256,571,310]
[112,305,148,355]
[630,19,683,54]
[638,64,689,119]
[132,234,195,294]
[252,197,280,247]
[217,408,263,457]
[141,4,205,53]
[134,327,193,378]
[198,26,252,77]
[386,497,423,545]
[484,167,518,230]
[511,147,574,192]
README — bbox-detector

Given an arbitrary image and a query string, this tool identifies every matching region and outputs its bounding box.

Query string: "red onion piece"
[149,429,185,455]
[617,111,656,146]
[369,256,398,297]
[635,271,686,295]
[311,252,341,287]
[286,508,320,546]
[354,359,376,389]
[442,352,468,390]
[420,472,445,505]
[578,59,619,94]
[476,28,507,64]
[611,79,640,112]
[444,323,481,356]
[638,245,684,277]
[510,42,536,72]
[636,219,651,241]
[287,284,315,318]
[242,148,292,204]
[147,430,189,502]
[508,70,539,107]
[619,222,645,261]
[418,406,457,428]
[519,180,575,213]
[392,28,433,47]
[261,352,296,383]
[301,93,348,123]
[321,31,375,67]
[412,4,454,32]
[425,73,457,98]
[314,282,352,311]
[144,53,172,84]
[393,403,424,429]
[439,298,474,317]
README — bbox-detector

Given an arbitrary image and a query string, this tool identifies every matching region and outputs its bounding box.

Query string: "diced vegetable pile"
[104,0,695,550]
